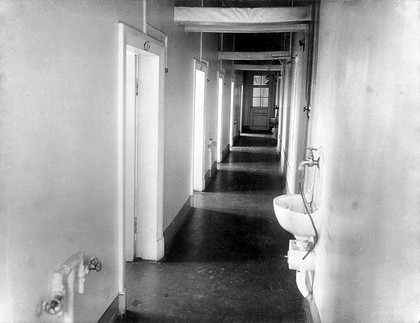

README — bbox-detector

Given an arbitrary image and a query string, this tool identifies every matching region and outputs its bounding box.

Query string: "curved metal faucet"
[298,147,319,170]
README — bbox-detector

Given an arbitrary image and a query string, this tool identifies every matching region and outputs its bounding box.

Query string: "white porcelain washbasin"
[273,194,320,239]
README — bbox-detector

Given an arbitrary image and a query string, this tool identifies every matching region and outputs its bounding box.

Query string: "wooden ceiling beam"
[218,51,290,60]
[175,7,312,25]
[233,64,284,71]
[175,7,311,33]
[183,23,308,33]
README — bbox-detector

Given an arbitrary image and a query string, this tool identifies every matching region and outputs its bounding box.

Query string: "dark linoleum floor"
[118,135,311,323]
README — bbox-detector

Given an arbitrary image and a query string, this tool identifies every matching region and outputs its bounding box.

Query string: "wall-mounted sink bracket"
[287,239,315,271]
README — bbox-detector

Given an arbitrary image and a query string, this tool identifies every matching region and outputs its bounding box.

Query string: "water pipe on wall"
[295,147,321,322]
[43,252,102,323]
[296,271,321,323]
[208,139,217,177]
[296,270,312,299]
[142,0,147,34]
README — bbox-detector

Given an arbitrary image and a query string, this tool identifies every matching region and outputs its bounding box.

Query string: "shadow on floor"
[165,209,291,263]
[117,307,311,323]
[234,134,276,147]
[205,170,283,192]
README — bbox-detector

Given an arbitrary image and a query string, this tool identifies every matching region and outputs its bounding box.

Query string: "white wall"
[280,32,309,194]
[0,0,225,321]
[221,67,234,153]
[147,1,196,228]
[149,4,222,221]
[0,1,142,321]
[309,1,420,321]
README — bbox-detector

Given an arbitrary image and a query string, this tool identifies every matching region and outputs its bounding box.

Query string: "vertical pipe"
[142,0,147,34]
[233,34,235,52]
[200,0,203,61]
[64,270,75,323]
[200,33,203,61]
[239,85,243,134]
[77,258,85,294]
[229,80,234,148]
[220,33,224,69]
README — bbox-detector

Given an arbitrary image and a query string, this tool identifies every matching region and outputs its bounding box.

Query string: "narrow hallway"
[121,135,311,322]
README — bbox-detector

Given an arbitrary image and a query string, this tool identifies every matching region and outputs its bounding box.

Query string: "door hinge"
[134,216,138,233]
[135,79,139,96]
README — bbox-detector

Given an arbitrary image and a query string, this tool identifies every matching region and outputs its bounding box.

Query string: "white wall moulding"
[218,51,290,61]
[175,7,311,33]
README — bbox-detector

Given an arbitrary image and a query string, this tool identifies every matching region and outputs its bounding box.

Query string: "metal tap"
[298,147,319,170]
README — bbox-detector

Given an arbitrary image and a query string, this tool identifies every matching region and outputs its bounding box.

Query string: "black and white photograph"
[0,0,419,322]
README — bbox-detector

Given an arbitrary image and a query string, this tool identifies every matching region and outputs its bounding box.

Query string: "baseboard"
[204,161,218,188]
[211,160,217,177]
[204,169,211,188]
[221,144,230,162]
[163,196,193,256]
[98,295,119,323]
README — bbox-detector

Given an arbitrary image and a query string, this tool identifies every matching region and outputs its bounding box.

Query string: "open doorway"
[123,47,163,261]
[216,70,224,162]
[192,60,208,192]
[229,80,235,147]
[118,23,166,312]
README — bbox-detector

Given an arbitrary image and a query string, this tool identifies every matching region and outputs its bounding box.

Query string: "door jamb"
[191,59,209,192]
[118,22,166,315]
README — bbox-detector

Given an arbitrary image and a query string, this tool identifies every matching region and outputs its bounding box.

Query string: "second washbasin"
[273,194,320,240]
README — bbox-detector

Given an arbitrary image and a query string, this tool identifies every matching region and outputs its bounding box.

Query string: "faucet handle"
[304,147,318,152]
[44,295,64,315]
[86,257,102,272]
[304,147,317,158]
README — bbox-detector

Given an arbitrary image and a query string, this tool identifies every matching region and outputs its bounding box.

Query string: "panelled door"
[250,75,270,130]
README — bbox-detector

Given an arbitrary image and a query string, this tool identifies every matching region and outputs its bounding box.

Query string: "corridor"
[120,135,311,322]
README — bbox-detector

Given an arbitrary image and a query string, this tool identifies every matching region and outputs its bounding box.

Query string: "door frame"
[118,23,166,313]
[249,72,271,131]
[192,59,208,192]
[229,79,235,147]
[123,51,138,263]
[216,69,224,162]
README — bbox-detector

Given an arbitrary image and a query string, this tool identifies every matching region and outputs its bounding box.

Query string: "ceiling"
[174,0,312,71]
